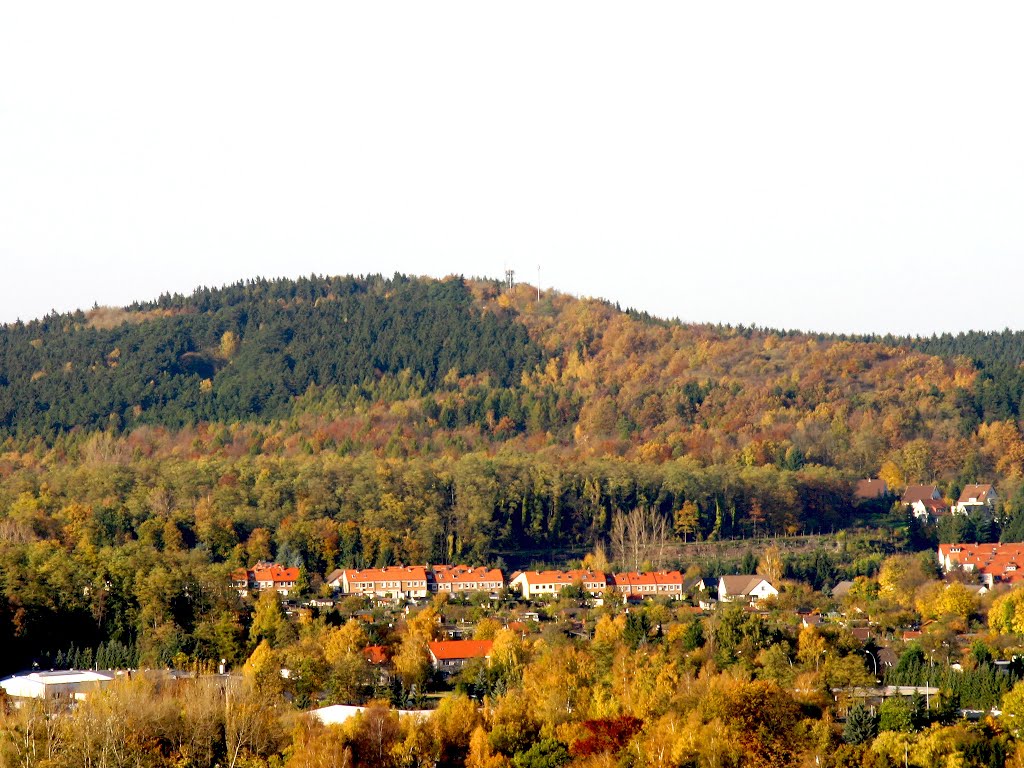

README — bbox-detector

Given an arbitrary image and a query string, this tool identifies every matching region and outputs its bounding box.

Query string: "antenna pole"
[536,265,541,301]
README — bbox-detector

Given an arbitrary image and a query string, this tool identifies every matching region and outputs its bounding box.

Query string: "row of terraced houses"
[232,562,778,604]
[326,566,710,601]
[937,542,1024,588]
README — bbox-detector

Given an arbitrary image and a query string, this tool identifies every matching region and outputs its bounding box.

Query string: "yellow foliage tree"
[796,626,827,671]
[473,617,502,641]
[878,554,932,609]
[757,544,784,585]
[324,619,370,667]
[244,640,284,697]
[467,725,510,768]
[915,581,977,624]
[990,588,1024,636]
[878,459,906,493]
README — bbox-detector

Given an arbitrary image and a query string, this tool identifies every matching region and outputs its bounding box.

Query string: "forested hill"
[8,274,1024,670]
[4,274,1024,489]
[892,330,1024,426]
[0,275,542,436]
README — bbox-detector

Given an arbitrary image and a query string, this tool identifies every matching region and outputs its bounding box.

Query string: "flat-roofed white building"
[1,670,114,702]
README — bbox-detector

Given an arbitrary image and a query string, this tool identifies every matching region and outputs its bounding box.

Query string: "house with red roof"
[340,566,429,599]
[362,645,390,666]
[231,561,301,597]
[855,479,888,502]
[427,565,505,595]
[902,486,949,523]
[608,571,686,600]
[427,639,493,674]
[937,543,1024,587]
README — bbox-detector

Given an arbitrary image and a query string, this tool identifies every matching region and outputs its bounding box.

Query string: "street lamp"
[864,651,878,680]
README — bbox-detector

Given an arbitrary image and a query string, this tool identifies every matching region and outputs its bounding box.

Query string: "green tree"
[878,696,914,733]
[843,703,877,745]
[249,589,287,647]
[512,738,570,768]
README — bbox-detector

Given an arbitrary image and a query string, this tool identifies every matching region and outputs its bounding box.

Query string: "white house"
[955,485,997,516]
[910,498,950,523]
[717,575,779,603]
[508,570,607,599]
[902,485,949,523]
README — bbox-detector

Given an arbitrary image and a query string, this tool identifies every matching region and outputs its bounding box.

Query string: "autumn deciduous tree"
[250,588,290,647]
[609,507,670,571]
[568,715,643,758]
[674,501,700,543]
[324,620,370,666]
[244,640,285,697]
[757,544,784,585]
[877,554,933,609]
[988,587,1024,635]
[915,581,977,624]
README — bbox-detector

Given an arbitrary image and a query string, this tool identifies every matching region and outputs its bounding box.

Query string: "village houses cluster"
[855,478,999,524]
[231,562,781,605]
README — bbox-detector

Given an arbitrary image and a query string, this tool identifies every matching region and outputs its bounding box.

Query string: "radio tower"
[505,269,515,291]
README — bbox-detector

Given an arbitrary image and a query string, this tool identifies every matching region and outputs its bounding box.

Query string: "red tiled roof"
[430,565,503,585]
[252,564,300,583]
[362,645,389,665]
[344,566,427,583]
[428,640,493,661]
[939,543,1024,583]
[233,562,299,587]
[608,571,684,588]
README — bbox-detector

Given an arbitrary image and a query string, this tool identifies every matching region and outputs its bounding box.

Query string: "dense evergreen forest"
[0,275,541,436]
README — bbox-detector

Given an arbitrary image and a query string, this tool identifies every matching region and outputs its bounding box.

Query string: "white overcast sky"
[2,3,1023,335]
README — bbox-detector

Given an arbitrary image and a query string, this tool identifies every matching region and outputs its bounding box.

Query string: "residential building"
[901,485,949,522]
[717,575,779,603]
[428,640,493,673]
[910,498,950,523]
[831,580,855,600]
[955,485,997,516]
[854,479,888,502]
[903,485,941,506]
[508,570,607,599]
[340,566,429,599]
[427,565,504,594]
[937,543,1024,587]
[231,562,300,597]
[609,571,685,600]
[325,569,345,591]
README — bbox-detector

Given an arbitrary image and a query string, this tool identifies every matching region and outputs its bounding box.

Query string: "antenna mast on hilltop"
[505,269,515,291]
[536,265,541,301]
